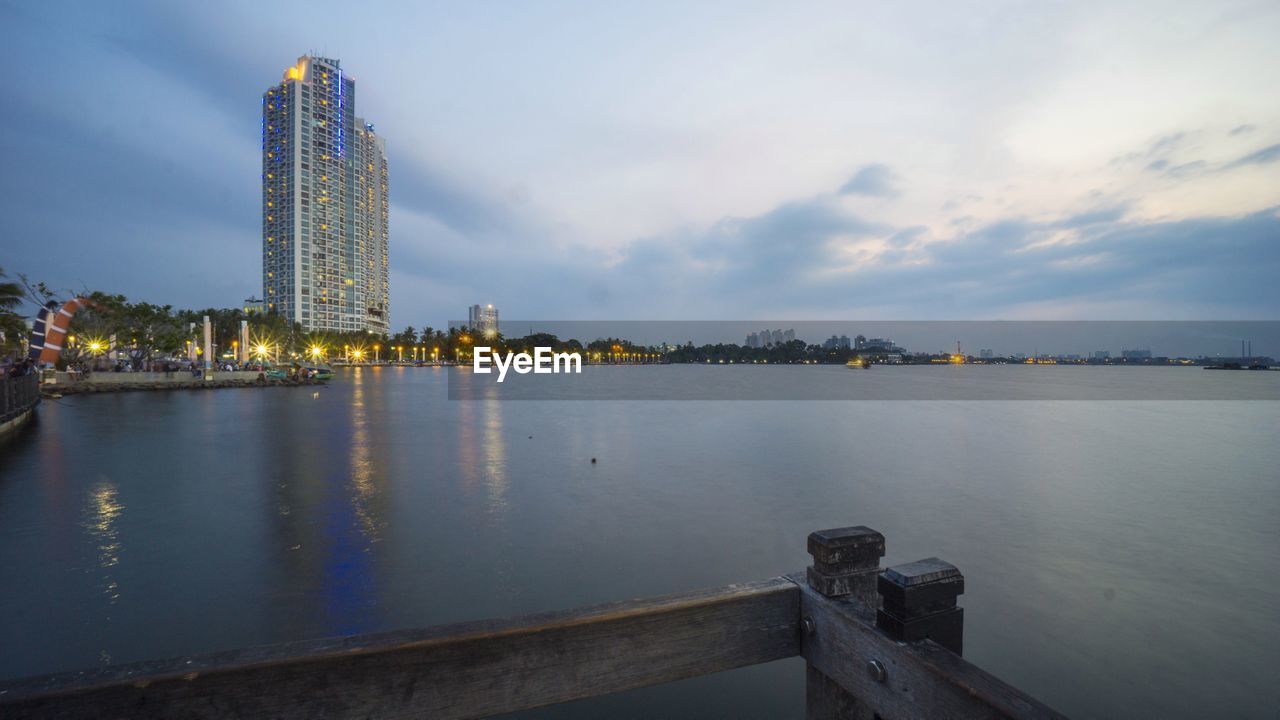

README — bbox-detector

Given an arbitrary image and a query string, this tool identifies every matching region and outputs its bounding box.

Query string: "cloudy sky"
[2,0,1278,327]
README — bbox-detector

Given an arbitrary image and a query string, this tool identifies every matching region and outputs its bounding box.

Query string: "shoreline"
[42,375,327,397]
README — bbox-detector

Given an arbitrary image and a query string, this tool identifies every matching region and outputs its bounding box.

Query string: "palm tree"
[0,267,30,357]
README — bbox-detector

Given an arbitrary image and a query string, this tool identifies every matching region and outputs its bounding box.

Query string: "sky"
[1,0,1278,330]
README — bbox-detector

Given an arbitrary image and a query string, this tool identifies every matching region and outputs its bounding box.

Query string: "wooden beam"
[806,665,876,720]
[0,578,801,720]
[795,576,1066,720]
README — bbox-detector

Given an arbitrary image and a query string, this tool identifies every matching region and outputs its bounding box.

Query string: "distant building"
[823,334,852,350]
[1092,350,1110,360]
[1121,349,1152,360]
[468,304,500,338]
[861,338,904,354]
[979,348,994,359]
[751,328,797,347]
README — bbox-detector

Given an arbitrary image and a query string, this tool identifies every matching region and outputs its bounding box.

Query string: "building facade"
[468,304,500,338]
[262,55,389,334]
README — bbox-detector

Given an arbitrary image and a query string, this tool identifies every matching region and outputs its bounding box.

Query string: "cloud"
[1165,160,1208,177]
[1147,132,1185,156]
[1055,207,1127,229]
[1224,143,1280,170]
[571,191,1280,318]
[1228,124,1256,136]
[1111,131,1191,168]
[838,164,899,197]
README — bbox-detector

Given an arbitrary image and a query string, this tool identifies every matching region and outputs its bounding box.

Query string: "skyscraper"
[468,304,500,338]
[262,55,389,335]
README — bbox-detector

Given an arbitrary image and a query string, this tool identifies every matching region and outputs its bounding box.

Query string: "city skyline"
[1,2,1278,325]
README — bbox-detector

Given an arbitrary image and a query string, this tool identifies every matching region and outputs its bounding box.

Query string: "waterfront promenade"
[40,371,326,396]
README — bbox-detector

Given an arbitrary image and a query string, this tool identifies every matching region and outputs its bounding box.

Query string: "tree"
[0,267,28,358]
[392,325,418,347]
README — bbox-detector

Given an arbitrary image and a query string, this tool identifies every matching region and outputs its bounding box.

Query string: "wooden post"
[805,525,885,605]
[875,557,965,656]
[805,526,885,720]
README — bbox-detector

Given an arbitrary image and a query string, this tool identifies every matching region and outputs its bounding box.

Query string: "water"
[1,366,1277,718]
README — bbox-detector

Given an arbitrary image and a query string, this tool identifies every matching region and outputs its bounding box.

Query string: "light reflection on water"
[84,477,123,604]
[482,400,509,517]
[0,367,1276,719]
[349,367,383,546]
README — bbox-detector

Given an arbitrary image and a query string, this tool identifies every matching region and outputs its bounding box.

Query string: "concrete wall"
[54,371,268,386]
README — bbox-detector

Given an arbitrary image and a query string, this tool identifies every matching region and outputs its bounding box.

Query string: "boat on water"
[846,357,870,369]
[305,364,335,380]
[266,363,334,380]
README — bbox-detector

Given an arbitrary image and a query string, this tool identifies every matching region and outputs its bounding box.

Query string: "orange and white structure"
[27,298,95,366]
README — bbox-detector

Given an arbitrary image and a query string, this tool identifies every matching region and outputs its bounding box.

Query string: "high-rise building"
[262,55,389,334]
[468,304,500,338]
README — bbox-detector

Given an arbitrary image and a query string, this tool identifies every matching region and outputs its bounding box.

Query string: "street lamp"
[374,344,381,363]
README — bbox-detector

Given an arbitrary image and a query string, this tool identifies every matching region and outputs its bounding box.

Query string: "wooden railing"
[0,526,1066,719]
[1,372,40,425]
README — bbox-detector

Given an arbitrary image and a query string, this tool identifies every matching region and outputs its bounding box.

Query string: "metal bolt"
[802,617,816,635]
[866,659,887,683]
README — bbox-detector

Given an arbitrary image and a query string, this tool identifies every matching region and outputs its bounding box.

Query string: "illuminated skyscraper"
[468,304,500,338]
[262,56,389,334]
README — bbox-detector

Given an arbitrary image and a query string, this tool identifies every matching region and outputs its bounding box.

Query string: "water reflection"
[5,369,1275,717]
[481,400,508,517]
[254,366,392,637]
[349,367,384,544]
[318,366,386,635]
[454,398,510,518]
[83,477,122,604]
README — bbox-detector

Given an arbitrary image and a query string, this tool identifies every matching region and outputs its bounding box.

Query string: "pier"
[0,524,1064,719]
